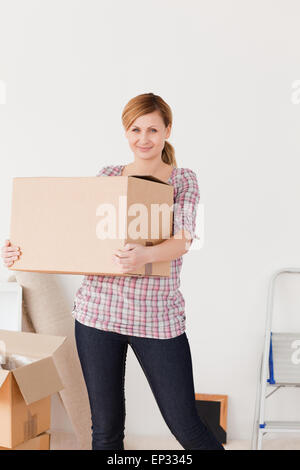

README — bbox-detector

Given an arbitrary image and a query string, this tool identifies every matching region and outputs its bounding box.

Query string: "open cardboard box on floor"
[0,432,50,450]
[0,329,66,448]
[9,175,174,277]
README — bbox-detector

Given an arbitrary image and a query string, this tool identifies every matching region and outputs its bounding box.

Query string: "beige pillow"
[7,272,92,450]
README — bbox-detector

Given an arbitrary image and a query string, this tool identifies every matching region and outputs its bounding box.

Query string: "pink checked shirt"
[72,164,200,339]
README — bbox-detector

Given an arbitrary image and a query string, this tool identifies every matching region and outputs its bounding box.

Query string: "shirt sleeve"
[96,166,108,177]
[173,169,200,245]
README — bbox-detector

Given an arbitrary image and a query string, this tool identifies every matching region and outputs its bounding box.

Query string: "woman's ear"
[165,124,171,139]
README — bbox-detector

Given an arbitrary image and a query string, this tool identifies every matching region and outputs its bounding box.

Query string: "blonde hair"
[121,92,177,167]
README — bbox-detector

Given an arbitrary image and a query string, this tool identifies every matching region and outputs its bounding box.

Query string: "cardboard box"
[9,175,174,277]
[0,329,66,448]
[0,431,50,450]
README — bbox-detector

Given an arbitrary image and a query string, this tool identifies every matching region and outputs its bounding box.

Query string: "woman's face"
[125,110,171,162]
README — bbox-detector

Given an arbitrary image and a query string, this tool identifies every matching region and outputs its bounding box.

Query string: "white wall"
[1,0,300,441]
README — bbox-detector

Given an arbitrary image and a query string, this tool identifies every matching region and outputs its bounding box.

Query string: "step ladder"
[252,268,300,450]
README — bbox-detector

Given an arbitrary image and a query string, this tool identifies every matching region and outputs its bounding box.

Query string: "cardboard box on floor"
[0,329,66,448]
[0,432,50,450]
[9,175,174,277]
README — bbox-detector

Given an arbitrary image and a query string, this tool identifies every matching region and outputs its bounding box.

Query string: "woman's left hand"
[112,243,150,273]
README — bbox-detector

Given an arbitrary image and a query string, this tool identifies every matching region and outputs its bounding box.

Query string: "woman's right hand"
[1,239,21,268]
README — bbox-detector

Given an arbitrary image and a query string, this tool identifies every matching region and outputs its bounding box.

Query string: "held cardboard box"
[0,431,50,450]
[9,175,174,277]
[0,329,66,448]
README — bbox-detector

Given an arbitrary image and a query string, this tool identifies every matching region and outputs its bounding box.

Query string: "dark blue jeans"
[74,319,225,451]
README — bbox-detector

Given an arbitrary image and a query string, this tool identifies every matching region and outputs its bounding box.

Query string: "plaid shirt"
[72,164,200,339]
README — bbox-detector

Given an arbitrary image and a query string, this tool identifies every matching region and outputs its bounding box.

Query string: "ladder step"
[267,382,300,387]
[262,421,300,432]
[269,333,300,384]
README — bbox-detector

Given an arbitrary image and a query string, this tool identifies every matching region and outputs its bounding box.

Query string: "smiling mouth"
[138,147,152,150]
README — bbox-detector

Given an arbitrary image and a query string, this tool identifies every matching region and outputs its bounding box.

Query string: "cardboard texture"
[0,329,66,448]
[0,431,50,450]
[9,175,174,277]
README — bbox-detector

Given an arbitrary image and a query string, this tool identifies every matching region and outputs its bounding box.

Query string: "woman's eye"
[132,129,157,132]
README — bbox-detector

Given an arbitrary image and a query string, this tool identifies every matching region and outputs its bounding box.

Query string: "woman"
[2,93,225,451]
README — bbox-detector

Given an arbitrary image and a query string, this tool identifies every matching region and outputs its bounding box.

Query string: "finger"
[4,249,20,256]
[117,247,131,253]
[113,255,130,264]
[122,243,136,251]
[3,242,20,253]
[3,247,20,253]
[118,258,131,267]
[113,257,131,269]
[115,251,131,258]
[5,255,19,262]
[3,251,20,258]
[115,263,130,272]
[125,243,137,249]
[114,258,129,268]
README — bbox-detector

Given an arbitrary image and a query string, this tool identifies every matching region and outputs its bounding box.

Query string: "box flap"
[11,356,64,405]
[129,175,171,185]
[0,329,66,358]
[0,369,10,389]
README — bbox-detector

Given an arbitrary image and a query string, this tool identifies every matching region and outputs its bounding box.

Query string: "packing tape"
[24,409,38,441]
[145,241,153,275]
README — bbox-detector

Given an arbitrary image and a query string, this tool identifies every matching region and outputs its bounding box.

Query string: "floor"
[48,430,300,450]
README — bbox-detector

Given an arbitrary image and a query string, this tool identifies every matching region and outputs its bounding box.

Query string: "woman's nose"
[138,136,150,144]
